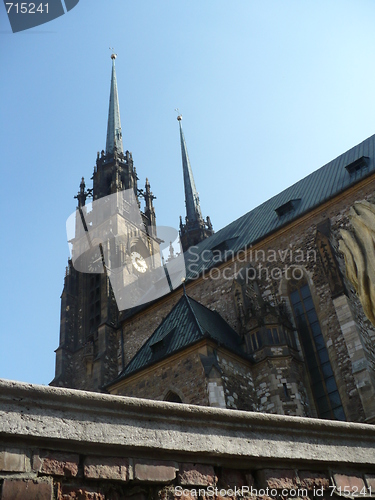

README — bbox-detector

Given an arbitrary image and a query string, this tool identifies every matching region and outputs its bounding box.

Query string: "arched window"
[164,391,183,403]
[288,279,346,421]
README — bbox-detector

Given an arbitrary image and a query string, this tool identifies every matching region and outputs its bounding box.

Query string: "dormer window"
[275,199,301,217]
[210,237,238,254]
[345,156,369,179]
[149,327,176,353]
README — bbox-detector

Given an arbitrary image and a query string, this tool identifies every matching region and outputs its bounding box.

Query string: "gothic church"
[51,55,375,424]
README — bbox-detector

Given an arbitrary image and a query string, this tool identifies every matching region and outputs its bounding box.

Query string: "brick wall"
[1,450,374,500]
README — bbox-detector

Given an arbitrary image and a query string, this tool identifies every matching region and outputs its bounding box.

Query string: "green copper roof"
[113,294,246,382]
[178,118,204,224]
[106,55,124,156]
[183,134,375,279]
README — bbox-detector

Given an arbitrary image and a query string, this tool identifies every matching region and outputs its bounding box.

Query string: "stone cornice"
[0,379,374,467]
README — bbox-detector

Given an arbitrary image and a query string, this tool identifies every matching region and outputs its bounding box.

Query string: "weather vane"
[109,47,117,59]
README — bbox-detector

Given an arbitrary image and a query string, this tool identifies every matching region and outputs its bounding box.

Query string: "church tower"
[51,54,158,391]
[177,115,214,251]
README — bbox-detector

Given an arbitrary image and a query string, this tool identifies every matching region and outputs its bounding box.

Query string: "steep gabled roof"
[111,295,247,383]
[183,134,375,279]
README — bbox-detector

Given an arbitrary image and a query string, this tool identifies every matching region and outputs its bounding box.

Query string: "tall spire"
[106,53,124,156]
[178,115,203,223]
[177,115,214,252]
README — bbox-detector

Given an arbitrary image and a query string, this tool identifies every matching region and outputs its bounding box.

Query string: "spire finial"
[175,108,182,121]
[109,47,117,60]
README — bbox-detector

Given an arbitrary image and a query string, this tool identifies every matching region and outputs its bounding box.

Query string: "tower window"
[289,281,345,421]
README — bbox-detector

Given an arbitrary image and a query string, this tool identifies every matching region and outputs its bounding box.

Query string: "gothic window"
[246,325,296,353]
[288,280,346,421]
[164,391,182,403]
[89,274,101,333]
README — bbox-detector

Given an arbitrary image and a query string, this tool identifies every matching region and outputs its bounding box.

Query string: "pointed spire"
[177,115,203,223]
[106,53,124,156]
[176,114,214,252]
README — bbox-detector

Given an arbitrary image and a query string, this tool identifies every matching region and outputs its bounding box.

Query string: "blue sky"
[1,1,375,386]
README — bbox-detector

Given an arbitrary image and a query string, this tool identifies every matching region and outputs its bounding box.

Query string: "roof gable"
[111,295,245,383]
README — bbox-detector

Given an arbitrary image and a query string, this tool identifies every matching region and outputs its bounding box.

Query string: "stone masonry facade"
[111,347,211,406]
[113,177,375,423]
[111,344,257,412]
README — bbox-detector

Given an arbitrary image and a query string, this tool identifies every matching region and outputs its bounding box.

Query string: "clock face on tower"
[86,246,104,274]
[131,251,148,274]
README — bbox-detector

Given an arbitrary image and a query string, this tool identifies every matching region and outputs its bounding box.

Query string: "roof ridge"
[200,133,375,239]
[185,295,221,320]
[184,294,205,337]
[115,294,188,379]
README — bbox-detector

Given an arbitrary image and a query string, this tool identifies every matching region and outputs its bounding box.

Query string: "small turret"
[144,177,156,230]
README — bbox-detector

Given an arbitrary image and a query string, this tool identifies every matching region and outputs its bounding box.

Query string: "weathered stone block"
[298,471,330,490]
[2,479,53,500]
[0,448,26,472]
[60,484,105,499]
[216,495,234,500]
[365,474,375,490]
[219,468,246,488]
[84,456,129,481]
[178,463,216,486]
[333,473,365,492]
[124,494,148,500]
[257,469,298,489]
[173,491,197,500]
[33,450,79,477]
[134,459,177,482]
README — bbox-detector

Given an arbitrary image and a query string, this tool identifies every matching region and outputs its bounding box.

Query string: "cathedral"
[51,55,375,424]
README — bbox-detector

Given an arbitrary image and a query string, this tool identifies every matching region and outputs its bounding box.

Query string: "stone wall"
[251,356,311,417]
[0,379,375,500]
[111,347,209,406]
[216,351,255,411]
[111,344,258,412]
